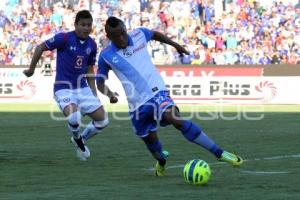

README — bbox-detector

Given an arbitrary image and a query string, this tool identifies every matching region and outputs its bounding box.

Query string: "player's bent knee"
[93,118,109,129]
[68,111,81,126]
[173,120,184,130]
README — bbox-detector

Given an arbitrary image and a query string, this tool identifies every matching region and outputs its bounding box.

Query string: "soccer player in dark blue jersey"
[23,10,109,161]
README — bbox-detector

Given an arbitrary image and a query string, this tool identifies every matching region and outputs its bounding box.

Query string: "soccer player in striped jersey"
[96,16,243,176]
[23,10,109,161]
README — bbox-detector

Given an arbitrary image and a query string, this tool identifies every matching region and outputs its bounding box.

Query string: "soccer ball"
[183,159,211,185]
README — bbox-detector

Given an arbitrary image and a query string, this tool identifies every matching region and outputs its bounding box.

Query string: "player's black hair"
[75,10,93,23]
[105,16,124,30]
[105,16,123,27]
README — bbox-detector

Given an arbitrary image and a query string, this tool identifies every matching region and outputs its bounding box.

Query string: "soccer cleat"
[71,136,90,161]
[162,150,170,158]
[218,151,243,167]
[154,150,169,176]
[155,162,166,177]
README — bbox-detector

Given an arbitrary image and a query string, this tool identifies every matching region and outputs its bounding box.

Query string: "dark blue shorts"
[129,91,175,138]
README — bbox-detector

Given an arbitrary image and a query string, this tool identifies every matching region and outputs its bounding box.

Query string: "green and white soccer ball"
[183,159,211,185]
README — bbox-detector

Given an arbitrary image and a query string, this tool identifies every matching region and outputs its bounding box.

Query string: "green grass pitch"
[0,104,300,200]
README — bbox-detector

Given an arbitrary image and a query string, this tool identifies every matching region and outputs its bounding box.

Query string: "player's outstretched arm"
[96,81,118,104]
[23,43,48,77]
[152,31,190,56]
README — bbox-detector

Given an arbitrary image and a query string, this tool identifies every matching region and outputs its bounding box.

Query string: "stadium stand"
[0,0,299,66]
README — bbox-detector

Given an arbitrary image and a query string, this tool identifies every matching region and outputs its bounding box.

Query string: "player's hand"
[23,69,35,77]
[109,92,119,104]
[174,43,190,56]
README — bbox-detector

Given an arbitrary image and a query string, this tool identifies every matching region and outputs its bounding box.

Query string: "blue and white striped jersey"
[97,28,167,111]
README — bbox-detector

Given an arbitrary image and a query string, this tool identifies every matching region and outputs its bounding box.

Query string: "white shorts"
[54,87,102,115]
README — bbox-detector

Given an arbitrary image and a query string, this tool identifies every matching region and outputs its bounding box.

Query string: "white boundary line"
[144,153,300,174]
[238,169,289,175]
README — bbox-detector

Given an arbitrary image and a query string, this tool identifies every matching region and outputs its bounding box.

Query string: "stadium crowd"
[0,0,299,66]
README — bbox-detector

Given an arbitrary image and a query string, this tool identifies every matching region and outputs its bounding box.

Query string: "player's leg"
[54,89,81,138]
[64,103,91,160]
[54,89,89,160]
[130,102,168,176]
[141,132,168,176]
[162,105,243,166]
[78,87,109,142]
[82,106,109,142]
[63,103,81,139]
[155,91,223,159]
[162,106,223,157]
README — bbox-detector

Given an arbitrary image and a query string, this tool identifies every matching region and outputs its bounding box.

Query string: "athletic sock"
[146,140,166,166]
[180,120,223,158]
[68,123,80,139]
[81,121,102,141]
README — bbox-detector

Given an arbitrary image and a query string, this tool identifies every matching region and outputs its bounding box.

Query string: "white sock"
[81,122,101,142]
[68,124,80,139]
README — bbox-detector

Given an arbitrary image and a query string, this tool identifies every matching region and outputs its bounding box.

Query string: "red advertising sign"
[158,67,263,77]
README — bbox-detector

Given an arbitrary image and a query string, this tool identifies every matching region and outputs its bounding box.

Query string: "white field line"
[145,153,300,173]
[238,169,289,174]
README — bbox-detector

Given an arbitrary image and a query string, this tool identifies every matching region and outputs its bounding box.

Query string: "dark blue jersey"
[45,31,97,92]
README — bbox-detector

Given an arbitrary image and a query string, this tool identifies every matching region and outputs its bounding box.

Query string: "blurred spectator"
[0,0,299,66]
[271,52,281,64]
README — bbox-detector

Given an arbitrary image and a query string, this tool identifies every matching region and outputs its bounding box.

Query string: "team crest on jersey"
[49,37,55,43]
[70,46,76,51]
[122,49,133,58]
[86,47,91,55]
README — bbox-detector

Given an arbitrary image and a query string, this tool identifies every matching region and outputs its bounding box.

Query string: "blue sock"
[180,120,223,158]
[146,140,166,165]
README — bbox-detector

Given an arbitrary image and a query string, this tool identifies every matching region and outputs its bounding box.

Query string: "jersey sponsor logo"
[75,56,84,68]
[122,42,145,57]
[122,49,133,58]
[132,43,146,54]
